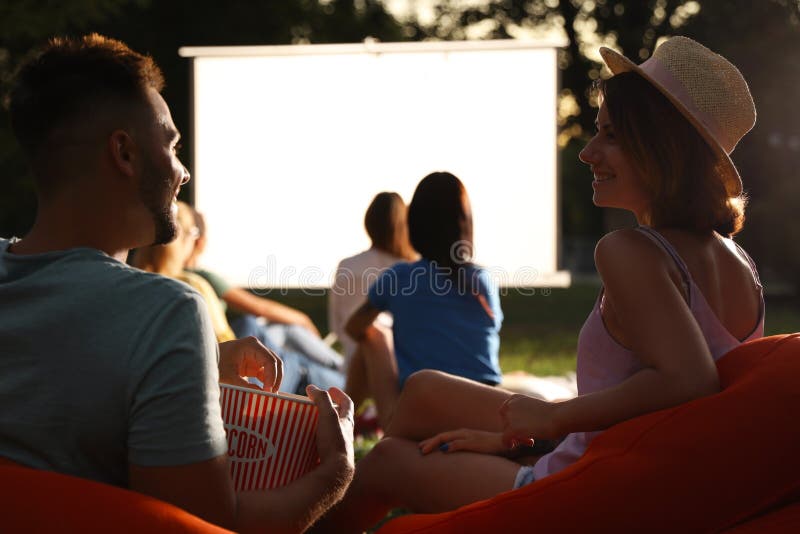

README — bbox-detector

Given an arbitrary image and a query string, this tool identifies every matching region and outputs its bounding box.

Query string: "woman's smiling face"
[579,102,652,223]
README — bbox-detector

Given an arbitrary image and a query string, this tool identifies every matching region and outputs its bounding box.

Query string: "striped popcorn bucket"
[220,384,320,491]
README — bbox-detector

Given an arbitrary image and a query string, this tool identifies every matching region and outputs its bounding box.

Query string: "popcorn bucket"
[220,384,319,491]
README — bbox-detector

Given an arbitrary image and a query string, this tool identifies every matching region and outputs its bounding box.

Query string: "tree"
[409,0,800,286]
[406,1,716,240]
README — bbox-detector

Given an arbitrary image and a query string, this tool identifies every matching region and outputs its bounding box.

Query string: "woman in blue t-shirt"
[346,171,503,427]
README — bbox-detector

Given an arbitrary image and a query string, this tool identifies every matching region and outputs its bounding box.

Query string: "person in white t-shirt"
[328,192,416,409]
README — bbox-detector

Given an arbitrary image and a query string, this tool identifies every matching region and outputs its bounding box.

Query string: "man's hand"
[218,336,283,392]
[233,386,355,532]
[306,385,355,485]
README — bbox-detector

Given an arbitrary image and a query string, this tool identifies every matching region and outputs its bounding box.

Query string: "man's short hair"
[8,33,164,160]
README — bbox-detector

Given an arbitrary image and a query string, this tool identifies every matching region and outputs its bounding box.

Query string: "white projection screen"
[179,40,570,289]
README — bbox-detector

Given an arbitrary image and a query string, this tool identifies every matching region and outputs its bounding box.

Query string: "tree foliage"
[411,0,800,284]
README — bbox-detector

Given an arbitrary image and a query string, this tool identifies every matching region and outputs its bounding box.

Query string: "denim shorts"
[513,465,536,489]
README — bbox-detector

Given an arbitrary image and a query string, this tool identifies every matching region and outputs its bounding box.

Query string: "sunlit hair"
[129,242,169,274]
[408,171,474,276]
[130,202,195,274]
[8,33,164,166]
[364,192,416,261]
[599,72,746,236]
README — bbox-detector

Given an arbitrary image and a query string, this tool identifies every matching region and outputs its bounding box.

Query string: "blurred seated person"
[329,192,416,408]
[185,207,344,371]
[133,202,344,394]
[131,202,234,343]
[346,173,503,427]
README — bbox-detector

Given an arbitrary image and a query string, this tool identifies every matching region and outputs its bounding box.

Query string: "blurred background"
[2,0,799,373]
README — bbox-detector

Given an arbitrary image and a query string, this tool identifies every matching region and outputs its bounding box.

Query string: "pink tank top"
[532,227,764,480]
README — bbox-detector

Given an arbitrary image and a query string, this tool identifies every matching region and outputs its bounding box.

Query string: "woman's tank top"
[531,227,764,480]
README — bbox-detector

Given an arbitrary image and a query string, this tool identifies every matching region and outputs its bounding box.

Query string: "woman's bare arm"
[345,301,381,341]
[502,229,720,442]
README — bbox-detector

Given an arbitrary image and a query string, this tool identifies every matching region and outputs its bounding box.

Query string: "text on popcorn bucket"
[225,423,276,462]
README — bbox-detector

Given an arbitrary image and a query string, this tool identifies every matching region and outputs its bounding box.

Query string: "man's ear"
[108,129,137,179]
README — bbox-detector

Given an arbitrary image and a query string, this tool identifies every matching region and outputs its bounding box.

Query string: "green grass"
[354,434,381,461]
[258,282,799,379]
[494,284,599,376]
[500,346,577,377]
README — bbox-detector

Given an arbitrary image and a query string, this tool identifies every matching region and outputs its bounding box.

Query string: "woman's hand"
[418,429,521,456]
[499,394,560,446]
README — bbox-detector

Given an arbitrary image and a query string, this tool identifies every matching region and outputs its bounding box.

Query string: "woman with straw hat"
[312,37,765,532]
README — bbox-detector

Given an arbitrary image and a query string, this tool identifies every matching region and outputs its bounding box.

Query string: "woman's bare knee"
[400,369,474,411]
[394,370,443,410]
[386,370,452,438]
[403,369,449,396]
[389,370,511,438]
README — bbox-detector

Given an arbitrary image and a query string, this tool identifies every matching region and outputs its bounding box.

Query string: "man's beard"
[137,160,177,246]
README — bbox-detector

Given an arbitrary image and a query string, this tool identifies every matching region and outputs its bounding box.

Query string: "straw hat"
[599,36,755,197]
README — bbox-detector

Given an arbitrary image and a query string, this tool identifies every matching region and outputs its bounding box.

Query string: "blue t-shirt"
[368,259,503,386]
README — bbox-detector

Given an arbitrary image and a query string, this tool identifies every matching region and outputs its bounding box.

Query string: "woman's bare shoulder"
[594,228,671,274]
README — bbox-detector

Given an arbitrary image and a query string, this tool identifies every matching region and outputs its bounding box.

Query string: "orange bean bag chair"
[0,463,232,533]
[378,334,800,533]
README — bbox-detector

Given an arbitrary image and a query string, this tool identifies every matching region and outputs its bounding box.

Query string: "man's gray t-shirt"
[0,238,228,486]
